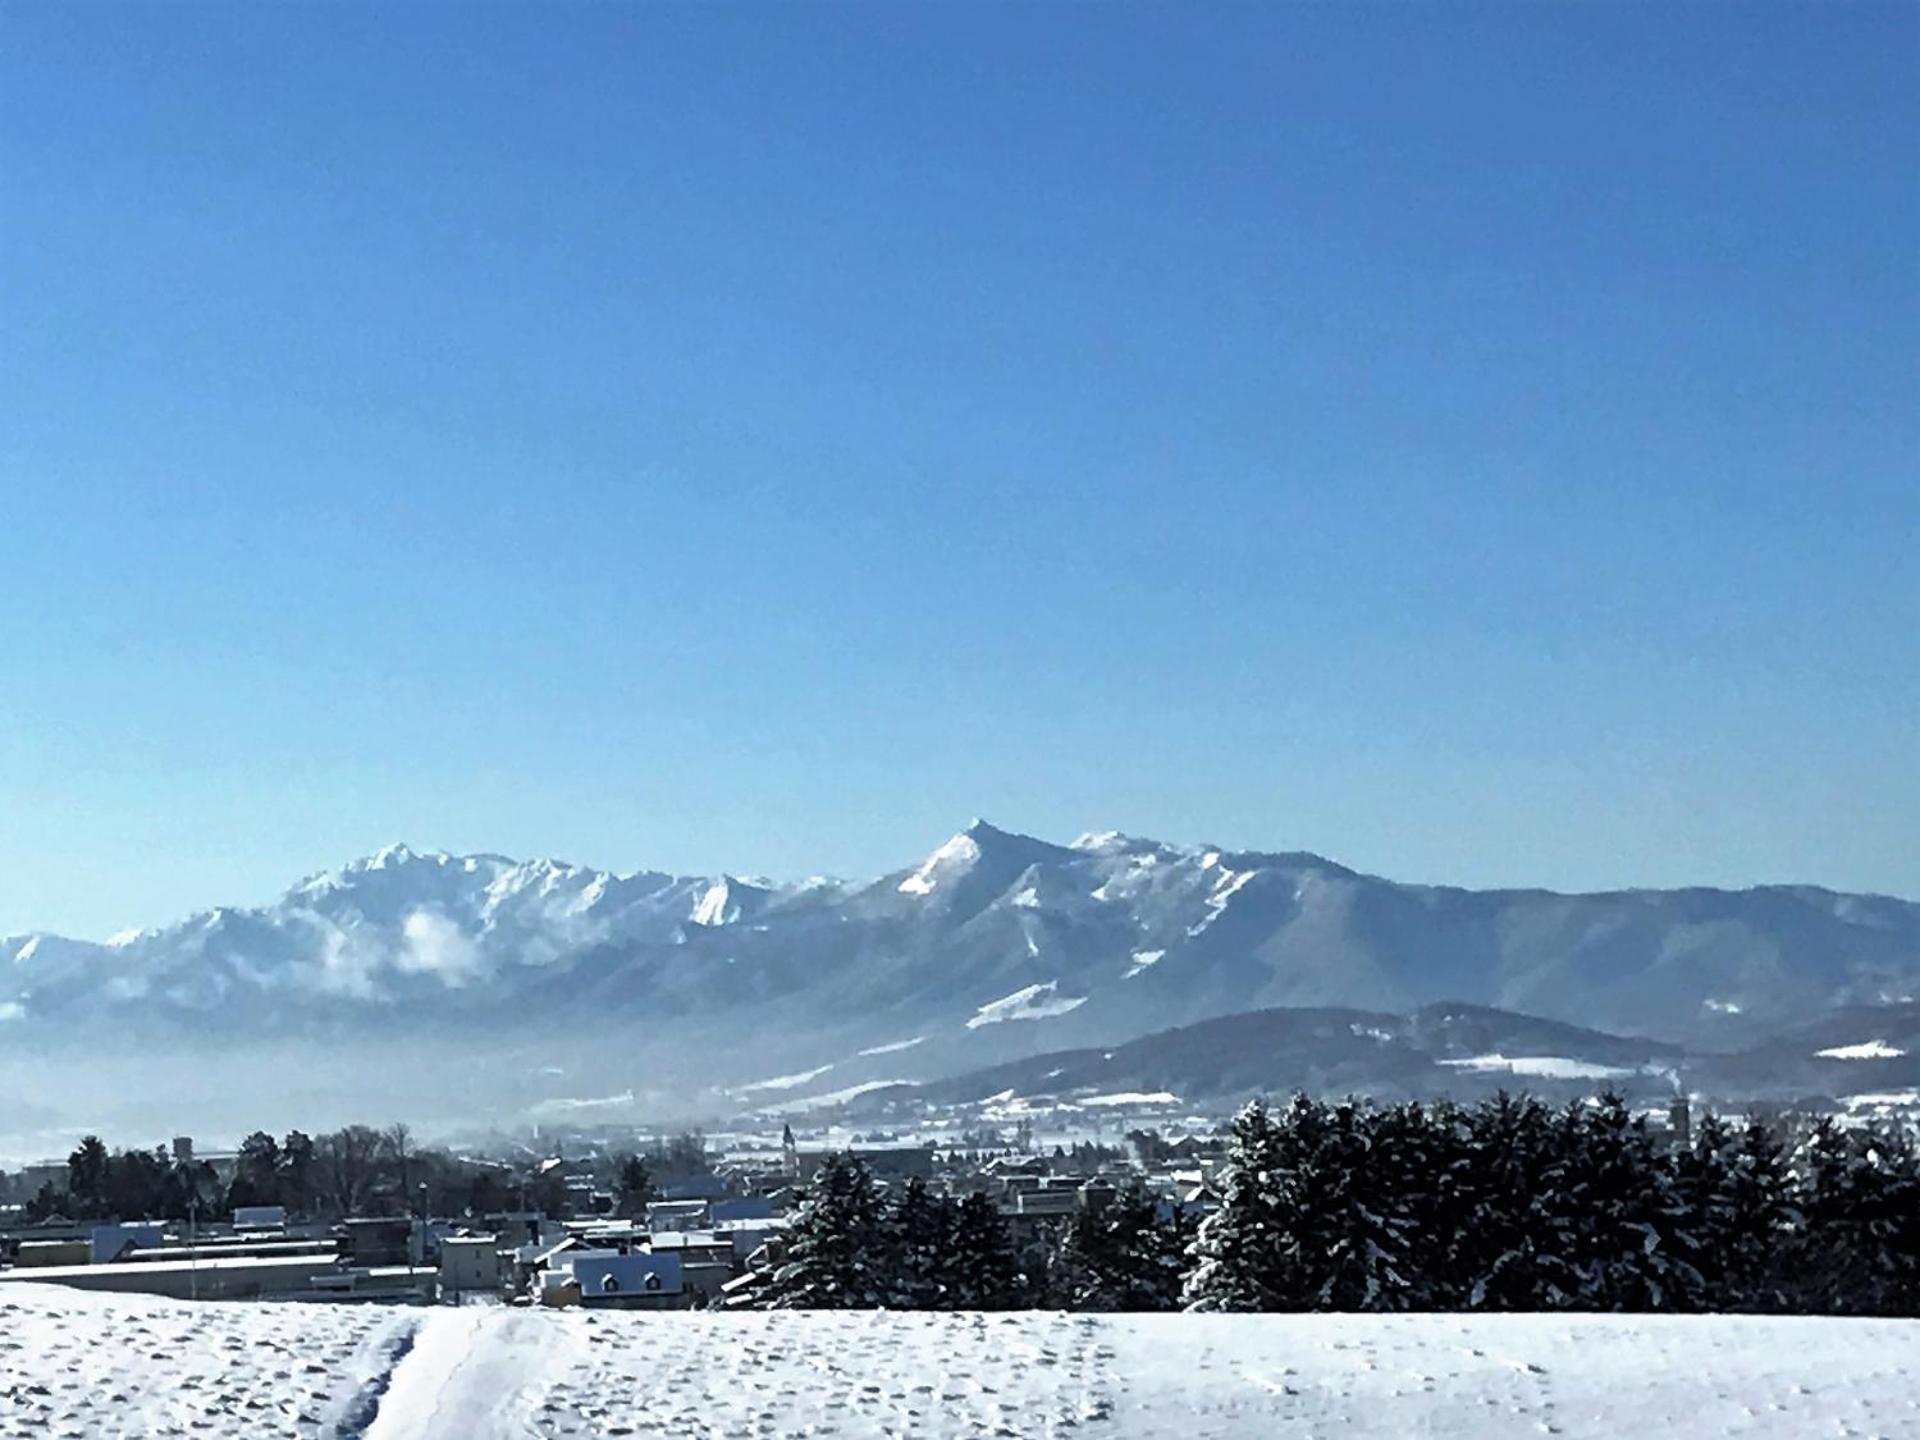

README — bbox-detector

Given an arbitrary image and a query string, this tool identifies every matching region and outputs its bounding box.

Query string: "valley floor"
[2,1285,1916,1439]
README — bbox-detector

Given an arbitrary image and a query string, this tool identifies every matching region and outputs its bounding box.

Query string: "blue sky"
[2,2,1914,938]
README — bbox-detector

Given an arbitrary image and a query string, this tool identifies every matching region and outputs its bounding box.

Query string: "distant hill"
[791,1004,1690,1121]
[778,1001,1918,1123]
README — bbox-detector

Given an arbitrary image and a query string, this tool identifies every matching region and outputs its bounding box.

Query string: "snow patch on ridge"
[529,1090,634,1115]
[1439,1054,1638,1080]
[1125,949,1166,977]
[1843,1089,1920,1110]
[691,880,739,927]
[740,1063,836,1092]
[1187,868,1254,936]
[1078,1091,1179,1107]
[1816,1039,1907,1060]
[858,1036,925,1057]
[966,981,1087,1029]
[759,1079,915,1113]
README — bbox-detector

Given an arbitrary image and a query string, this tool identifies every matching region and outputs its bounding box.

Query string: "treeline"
[739,1094,1920,1317]
[34,1136,221,1225]
[25,1125,521,1223]
[22,1126,713,1225]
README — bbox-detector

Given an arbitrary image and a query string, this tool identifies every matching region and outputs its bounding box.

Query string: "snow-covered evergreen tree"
[753,1151,891,1309]
[1864,1121,1920,1317]
[1725,1113,1802,1310]
[888,1175,957,1309]
[1360,1101,1458,1309]
[1397,1099,1477,1308]
[1679,1110,1799,1311]
[1454,1093,1570,1310]
[1559,1093,1705,1311]
[1286,1100,1420,1311]
[940,1191,1024,1309]
[1182,1098,1293,1311]
[1056,1182,1191,1311]
[1459,1098,1551,1313]
[1792,1117,1920,1316]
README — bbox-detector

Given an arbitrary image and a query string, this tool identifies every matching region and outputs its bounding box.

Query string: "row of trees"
[28,1124,718,1224]
[734,1157,1030,1308]
[49,1136,223,1223]
[1184,1094,1919,1316]
[732,1153,1196,1311]
[738,1094,1920,1317]
[31,1125,550,1223]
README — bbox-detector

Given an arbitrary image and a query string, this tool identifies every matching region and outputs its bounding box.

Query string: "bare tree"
[384,1122,415,1207]
[317,1125,385,1216]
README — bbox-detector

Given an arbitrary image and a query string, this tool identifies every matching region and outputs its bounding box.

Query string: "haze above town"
[2,2,1915,942]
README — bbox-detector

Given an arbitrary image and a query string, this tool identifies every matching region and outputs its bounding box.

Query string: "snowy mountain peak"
[962,817,1035,846]
[898,831,983,896]
[690,876,774,927]
[1068,829,1182,857]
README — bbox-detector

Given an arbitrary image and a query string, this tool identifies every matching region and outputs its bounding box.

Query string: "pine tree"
[754,1152,891,1309]
[1792,1117,1920,1317]
[1182,1098,1292,1311]
[889,1176,957,1309]
[1561,1093,1705,1311]
[1866,1121,1920,1317]
[1676,1109,1737,1304]
[1679,1111,1799,1311]
[1792,1117,1864,1314]
[1346,1101,1447,1310]
[940,1192,1024,1310]
[1726,1114,1801,1311]
[615,1154,656,1218]
[230,1130,283,1210]
[279,1130,316,1217]
[67,1135,110,1220]
[1399,1099,1476,1308]
[1057,1182,1190,1311]
[1454,1094,1586,1310]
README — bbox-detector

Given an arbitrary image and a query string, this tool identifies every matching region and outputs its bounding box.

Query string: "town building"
[438,1234,503,1299]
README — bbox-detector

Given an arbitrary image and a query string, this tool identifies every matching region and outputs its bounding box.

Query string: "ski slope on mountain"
[3,1285,1917,1438]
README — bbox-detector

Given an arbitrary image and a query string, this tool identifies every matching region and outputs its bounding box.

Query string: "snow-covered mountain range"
[3,821,1916,1142]
[8,821,1916,1044]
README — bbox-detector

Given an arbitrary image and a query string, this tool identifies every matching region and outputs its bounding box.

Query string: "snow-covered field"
[3,1285,1917,1439]
[0,1285,412,1438]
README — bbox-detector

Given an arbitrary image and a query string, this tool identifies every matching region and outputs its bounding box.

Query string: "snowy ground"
[0,1284,413,1438]
[3,1285,1917,1439]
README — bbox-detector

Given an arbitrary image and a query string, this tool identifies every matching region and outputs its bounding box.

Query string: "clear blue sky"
[2,2,1915,939]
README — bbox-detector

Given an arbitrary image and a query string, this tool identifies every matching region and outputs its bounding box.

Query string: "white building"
[438,1234,503,1299]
